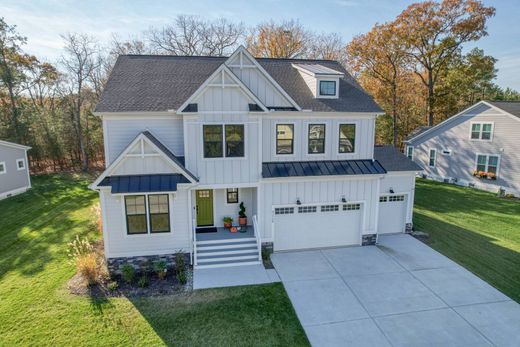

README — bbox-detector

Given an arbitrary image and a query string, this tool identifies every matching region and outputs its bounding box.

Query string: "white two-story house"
[90,46,421,270]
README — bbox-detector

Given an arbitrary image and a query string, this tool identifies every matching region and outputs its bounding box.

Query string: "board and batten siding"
[103,116,184,166]
[184,82,261,184]
[101,189,191,258]
[259,177,380,240]
[379,173,416,224]
[409,103,520,194]
[207,188,255,228]
[262,116,375,162]
[0,145,30,196]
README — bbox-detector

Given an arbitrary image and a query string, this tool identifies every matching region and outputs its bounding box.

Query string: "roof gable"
[90,131,197,190]
[176,64,268,114]
[0,140,31,151]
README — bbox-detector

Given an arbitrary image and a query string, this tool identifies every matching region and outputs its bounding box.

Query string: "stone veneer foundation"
[107,253,190,275]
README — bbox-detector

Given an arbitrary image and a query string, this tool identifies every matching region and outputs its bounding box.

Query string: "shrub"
[177,271,187,285]
[77,253,98,285]
[67,235,94,260]
[153,260,167,280]
[138,275,148,288]
[121,264,135,284]
[107,281,118,291]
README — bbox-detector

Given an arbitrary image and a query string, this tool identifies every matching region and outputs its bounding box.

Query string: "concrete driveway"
[271,234,520,347]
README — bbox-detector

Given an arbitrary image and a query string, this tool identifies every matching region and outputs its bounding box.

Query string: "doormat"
[196,227,218,233]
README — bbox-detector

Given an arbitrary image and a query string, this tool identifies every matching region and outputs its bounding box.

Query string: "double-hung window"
[429,149,437,167]
[203,124,244,158]
[125,194,170,235]
[17,158,25,170]
[471,123,493,140]
[276,124,294,155]
[338,124,356,153]
[308,124,325,154]
[476,154,499,174]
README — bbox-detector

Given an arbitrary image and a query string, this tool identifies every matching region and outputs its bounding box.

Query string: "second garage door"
[377,194,407,234]
[273,203,362,251]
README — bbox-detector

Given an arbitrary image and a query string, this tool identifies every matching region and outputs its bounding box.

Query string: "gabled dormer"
[292,63,344,99]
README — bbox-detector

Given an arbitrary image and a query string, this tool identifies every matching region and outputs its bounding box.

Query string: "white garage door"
[273,203,362,251]
[378,195,407,234]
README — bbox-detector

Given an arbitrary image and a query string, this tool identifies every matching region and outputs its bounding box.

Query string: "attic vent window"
[182,103,198,113]
[319,81,336,96]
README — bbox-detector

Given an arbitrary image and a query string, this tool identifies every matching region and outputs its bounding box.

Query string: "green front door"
[196,190,214,226]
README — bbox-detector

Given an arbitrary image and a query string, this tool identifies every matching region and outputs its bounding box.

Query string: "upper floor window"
[476,154,499,174]
[406,146,414,159]
[17,158,25,170]
[319,81,336,96]
[338,124,356,153]
[203,124,244,158]
[0,162,5,174]
[471,123,493,140]
[429,149,437,167]
[308,124,325,154]
[276,124,294,155]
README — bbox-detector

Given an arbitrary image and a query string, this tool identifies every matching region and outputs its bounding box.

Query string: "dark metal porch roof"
[262,159,386,178]
[98,174,191,194]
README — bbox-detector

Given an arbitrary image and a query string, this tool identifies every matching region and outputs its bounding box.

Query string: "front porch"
[196,226,254,241]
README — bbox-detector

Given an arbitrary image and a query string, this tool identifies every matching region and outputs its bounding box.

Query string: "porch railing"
[192,218,197,266]
[252,214,262,262]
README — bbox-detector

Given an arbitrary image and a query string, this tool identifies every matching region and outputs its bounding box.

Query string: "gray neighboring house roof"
[95,55,382,114]
[373,145,422,172]
[98,174,190,194]
[405,126,431,141]
[486,100,520,118]
[262,159,386,178]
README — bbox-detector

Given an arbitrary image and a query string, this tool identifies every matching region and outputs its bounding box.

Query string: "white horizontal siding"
[102,189,191,258]
[104,117,184,165]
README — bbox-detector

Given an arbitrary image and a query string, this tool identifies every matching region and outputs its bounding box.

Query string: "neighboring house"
[90,46,421,270]
[405,100,520,196]
[0,140,31,200]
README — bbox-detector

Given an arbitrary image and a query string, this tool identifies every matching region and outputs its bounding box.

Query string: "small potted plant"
[487,172,497,180]
[223,216,233,228]
[238,202,247,226]
[478,171,487,178]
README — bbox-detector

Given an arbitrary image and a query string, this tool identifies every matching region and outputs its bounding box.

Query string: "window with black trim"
[125,196,147,234]
[319,81,336,96]
[225,125,244,157]
[226,188,239,204]
[339,124,356,153]
[276,124,294,155]
[148,195,170,233]
[203,125,223,158]
[308,124,325,154]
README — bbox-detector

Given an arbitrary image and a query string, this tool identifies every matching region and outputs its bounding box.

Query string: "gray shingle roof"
[405,126,431,141]
[486,100,520,118]
[98,174,190,193]
[373,145,422,172]
[95,55,382,113]
[262,159,386,178]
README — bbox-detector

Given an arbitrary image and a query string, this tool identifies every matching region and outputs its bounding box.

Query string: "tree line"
[1,0,518,173]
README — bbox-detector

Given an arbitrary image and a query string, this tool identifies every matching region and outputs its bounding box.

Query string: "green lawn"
[414,178,520,303]
[0,175,308,346]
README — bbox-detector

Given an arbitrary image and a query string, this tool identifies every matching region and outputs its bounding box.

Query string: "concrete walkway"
[193,264,280,290]
[272,234,520,347]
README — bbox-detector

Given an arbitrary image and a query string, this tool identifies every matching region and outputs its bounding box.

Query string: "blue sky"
[2,0,519,89]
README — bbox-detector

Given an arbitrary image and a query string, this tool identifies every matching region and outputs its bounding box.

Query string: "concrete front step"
[196,237,257,246]
[195,259,262,269]
[197,246,259,256]
[196,242,257,252]
[197,253,259,262]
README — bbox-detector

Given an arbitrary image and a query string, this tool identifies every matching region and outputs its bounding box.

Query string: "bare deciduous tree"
[60,32,100,171]
[147,15,244,56]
